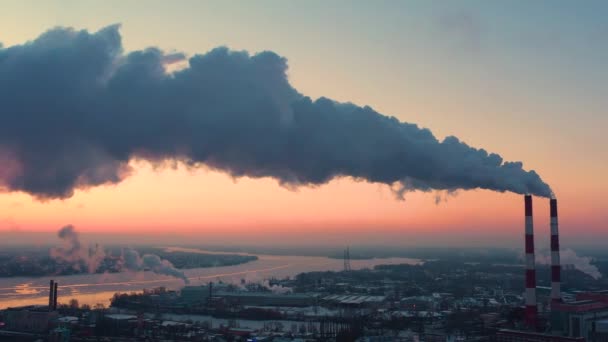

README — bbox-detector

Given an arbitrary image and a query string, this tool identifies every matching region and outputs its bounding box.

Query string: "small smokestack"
[550,198,562,302]
[48,280,54,310]
[524,195,538,329]
[53,282,58,310]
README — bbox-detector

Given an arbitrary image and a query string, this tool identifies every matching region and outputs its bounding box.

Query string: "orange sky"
[1,161,604,247]
[0,1,606,247]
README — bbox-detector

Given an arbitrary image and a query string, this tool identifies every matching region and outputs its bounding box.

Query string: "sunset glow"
[0,1,606,247]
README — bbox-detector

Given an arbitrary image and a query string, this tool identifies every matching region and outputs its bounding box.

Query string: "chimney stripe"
[550,199,561,302]
[524,195,537,328]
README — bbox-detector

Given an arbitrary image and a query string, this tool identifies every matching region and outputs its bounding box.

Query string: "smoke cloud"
[51,225,106,273]
[51,225,189,283]
[262,279,293,294]
[536,248,602,280]
[121,248,190,284]
[0,25,552,199]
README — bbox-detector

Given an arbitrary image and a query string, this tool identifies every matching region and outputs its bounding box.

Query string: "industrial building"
[322,294,386,308]
[510,196,608,341]
[216,291,316,307]
[180,283,317,307]
[496,329,585,341]
[1,280,60,334]
[1,305,59,333]
[180,284,213,304]
[550,291,608,340]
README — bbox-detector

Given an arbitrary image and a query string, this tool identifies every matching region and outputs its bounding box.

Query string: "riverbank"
[0,252,421,309]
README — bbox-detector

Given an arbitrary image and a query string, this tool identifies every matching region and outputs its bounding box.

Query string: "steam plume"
[536,248,601,280]
[262,279,292,294]
[51,225,189,283]
[51,225,105,273]
[121,248,190,284]
[0,25,552,199]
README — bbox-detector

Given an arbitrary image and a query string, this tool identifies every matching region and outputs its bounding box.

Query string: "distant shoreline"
[0,248,258,279]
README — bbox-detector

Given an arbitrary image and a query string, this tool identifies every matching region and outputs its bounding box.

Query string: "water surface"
[0,249,421,309]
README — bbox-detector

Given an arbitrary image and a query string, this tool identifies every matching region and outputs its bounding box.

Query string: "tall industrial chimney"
[550,198,561,302]
[53,282,58,310]
[48,280,54,310]
[524,195,538,328]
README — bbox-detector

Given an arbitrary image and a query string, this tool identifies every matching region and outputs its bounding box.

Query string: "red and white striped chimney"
[524,195,538,328]
[550,198,561,302]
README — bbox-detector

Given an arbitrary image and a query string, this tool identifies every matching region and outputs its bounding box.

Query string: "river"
[0,249,421,309]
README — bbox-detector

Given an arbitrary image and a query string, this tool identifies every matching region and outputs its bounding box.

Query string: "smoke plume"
[51,225,189,283]
[51,225,106,273]
[121,248,190,284]
[536,248,602,280]
[262,279,293,294]
[0,25,552,199]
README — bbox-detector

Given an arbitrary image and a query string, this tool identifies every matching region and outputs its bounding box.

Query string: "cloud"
[0,25,552,200]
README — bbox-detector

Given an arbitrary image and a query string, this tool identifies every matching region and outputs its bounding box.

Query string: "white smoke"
[51,225,189,283]
[262,279,292,294]
[50,224,106,273]
[121,248,190,284]
[536,248,602,280]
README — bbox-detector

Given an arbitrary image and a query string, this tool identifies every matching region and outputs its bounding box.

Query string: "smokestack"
[524,195,538,329]
[53,282,58,310]
[550,198,562,302]
[48,280,54,310]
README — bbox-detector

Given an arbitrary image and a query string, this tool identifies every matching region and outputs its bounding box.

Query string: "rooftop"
[105,314,137,320]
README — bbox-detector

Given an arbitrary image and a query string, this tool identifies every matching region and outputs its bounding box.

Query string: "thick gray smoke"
[51,225,106,273]
[0,25,552,199]
[51,225,189,283]
[121,248,190,284]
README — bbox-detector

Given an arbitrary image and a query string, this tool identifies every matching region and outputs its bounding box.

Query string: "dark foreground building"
[496,329,585,342]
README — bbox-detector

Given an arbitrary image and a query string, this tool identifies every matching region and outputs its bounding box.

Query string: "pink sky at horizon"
[1,162,604,247]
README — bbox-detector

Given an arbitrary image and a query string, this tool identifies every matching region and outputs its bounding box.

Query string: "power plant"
[497,196,608,341]
[521,195,567,332]
[522,195,564,329]
[2,196,607,341]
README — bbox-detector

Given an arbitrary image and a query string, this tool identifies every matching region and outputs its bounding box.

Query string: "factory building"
[496,329,584,342]
[506,196,608,341]
[219,292,316,307]
[322,294,386,308]
[551,291,608,340]
[180,284,213,305]
[1,305,59,333]
[1,280,60,333]
[180,283,316,307]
